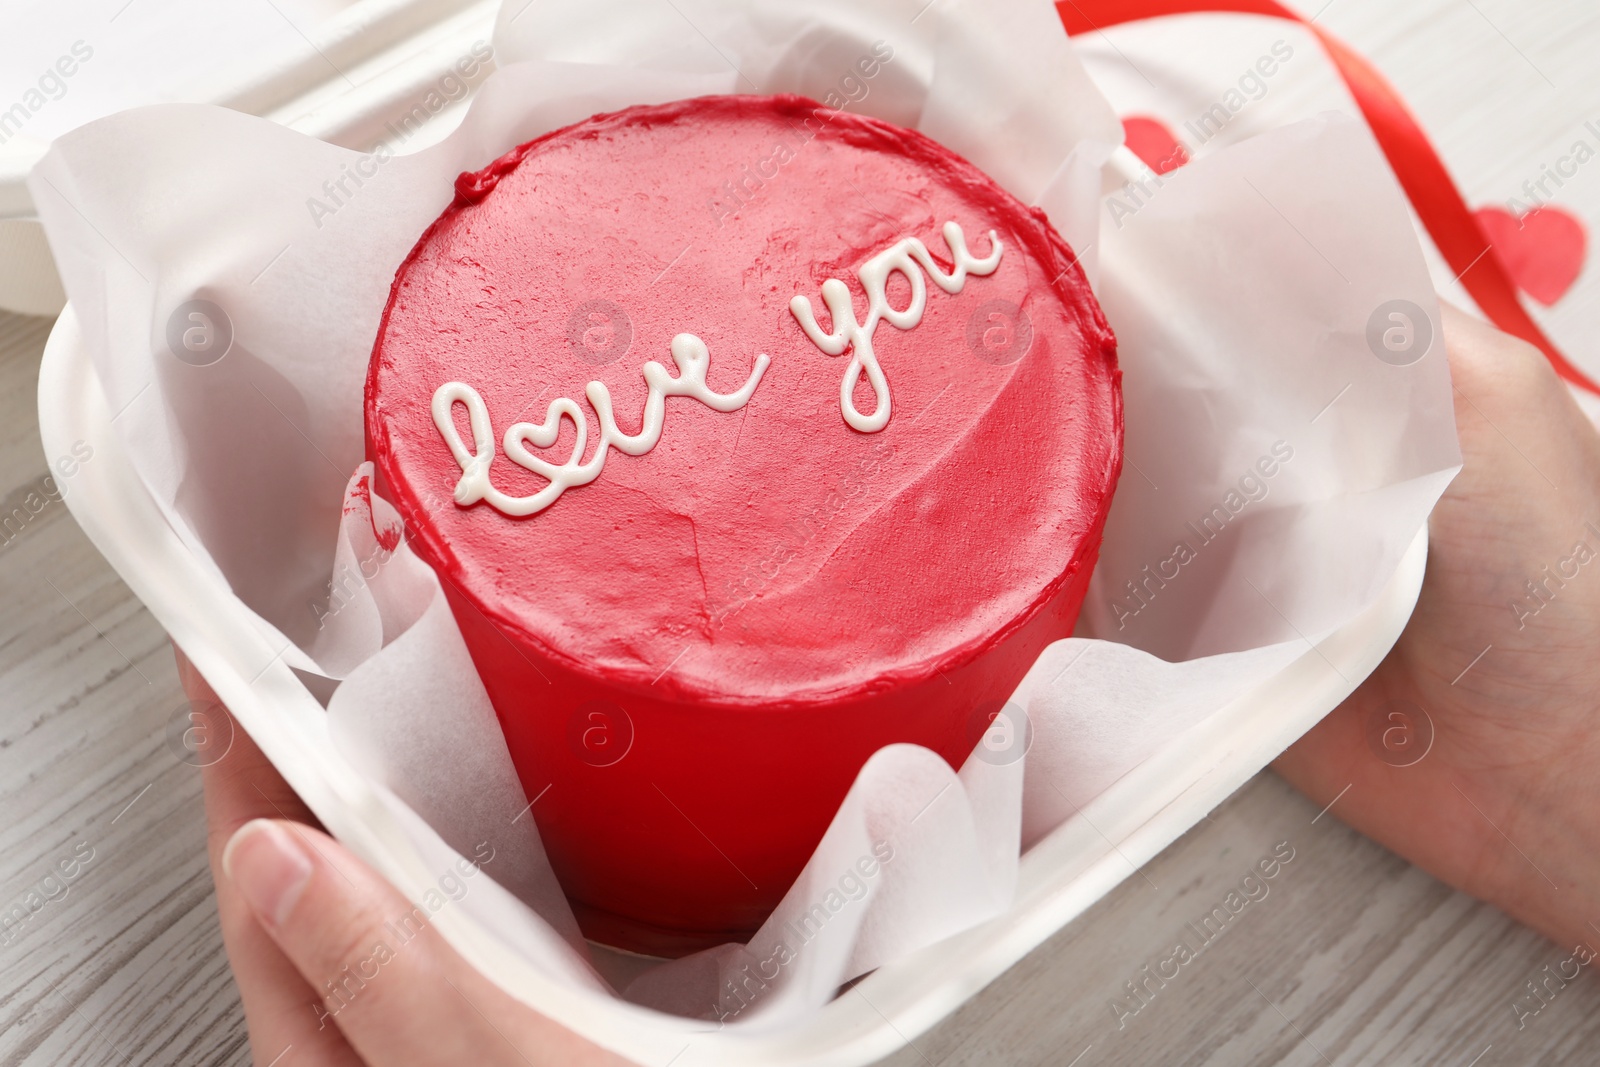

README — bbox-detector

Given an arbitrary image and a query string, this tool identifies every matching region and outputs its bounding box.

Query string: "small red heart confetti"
[1122,115,1189,175]
[1474,204,1587,307]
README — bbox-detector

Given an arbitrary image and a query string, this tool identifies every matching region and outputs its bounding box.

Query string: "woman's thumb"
[222,819,627,1065]
[222,818,506,1063]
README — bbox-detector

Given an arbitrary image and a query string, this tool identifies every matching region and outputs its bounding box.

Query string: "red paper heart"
[1122,115,1189,175]
[1474,205,1587,307]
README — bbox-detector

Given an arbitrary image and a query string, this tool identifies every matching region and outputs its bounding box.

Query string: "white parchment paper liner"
[30,0,1459,1039]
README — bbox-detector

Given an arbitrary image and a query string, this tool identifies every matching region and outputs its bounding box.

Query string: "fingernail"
[223,819,313,930]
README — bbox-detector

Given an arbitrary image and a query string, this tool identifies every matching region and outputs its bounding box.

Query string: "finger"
[221,818,625,1066]
[180,649,321,844]
[180,645,365,1066]
[1439,301,1600,494]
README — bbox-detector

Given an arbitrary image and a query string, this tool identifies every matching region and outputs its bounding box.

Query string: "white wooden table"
[5,0,1600,1062]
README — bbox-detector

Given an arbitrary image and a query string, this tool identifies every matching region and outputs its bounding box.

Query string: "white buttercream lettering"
[432,333,767,517]
[789,221,1002,432]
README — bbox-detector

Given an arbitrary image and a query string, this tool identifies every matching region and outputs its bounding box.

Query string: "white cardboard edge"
[36,300,1426,1065]
[0,0,498,316]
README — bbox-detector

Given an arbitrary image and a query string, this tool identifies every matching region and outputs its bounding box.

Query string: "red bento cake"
[366,93,1121,954]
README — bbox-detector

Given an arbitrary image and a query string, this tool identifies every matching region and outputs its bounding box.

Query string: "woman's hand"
[178,650,628,1066]
[1276,303,1600,951]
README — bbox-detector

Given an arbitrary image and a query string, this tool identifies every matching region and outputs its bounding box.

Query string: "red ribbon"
[1057,0,1600,395]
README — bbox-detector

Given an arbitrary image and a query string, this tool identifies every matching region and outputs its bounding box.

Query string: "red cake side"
[366,94,1121,952]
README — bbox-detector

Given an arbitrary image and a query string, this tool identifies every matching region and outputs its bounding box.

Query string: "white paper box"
[0,0,499,314]
[38,299,1423,1063]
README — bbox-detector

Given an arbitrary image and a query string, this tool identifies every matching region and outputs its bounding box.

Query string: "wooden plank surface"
[0,312,246,1065]
[4,0,1600,1062]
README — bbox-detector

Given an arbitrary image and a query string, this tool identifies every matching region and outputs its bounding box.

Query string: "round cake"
[366,94,1121,953]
